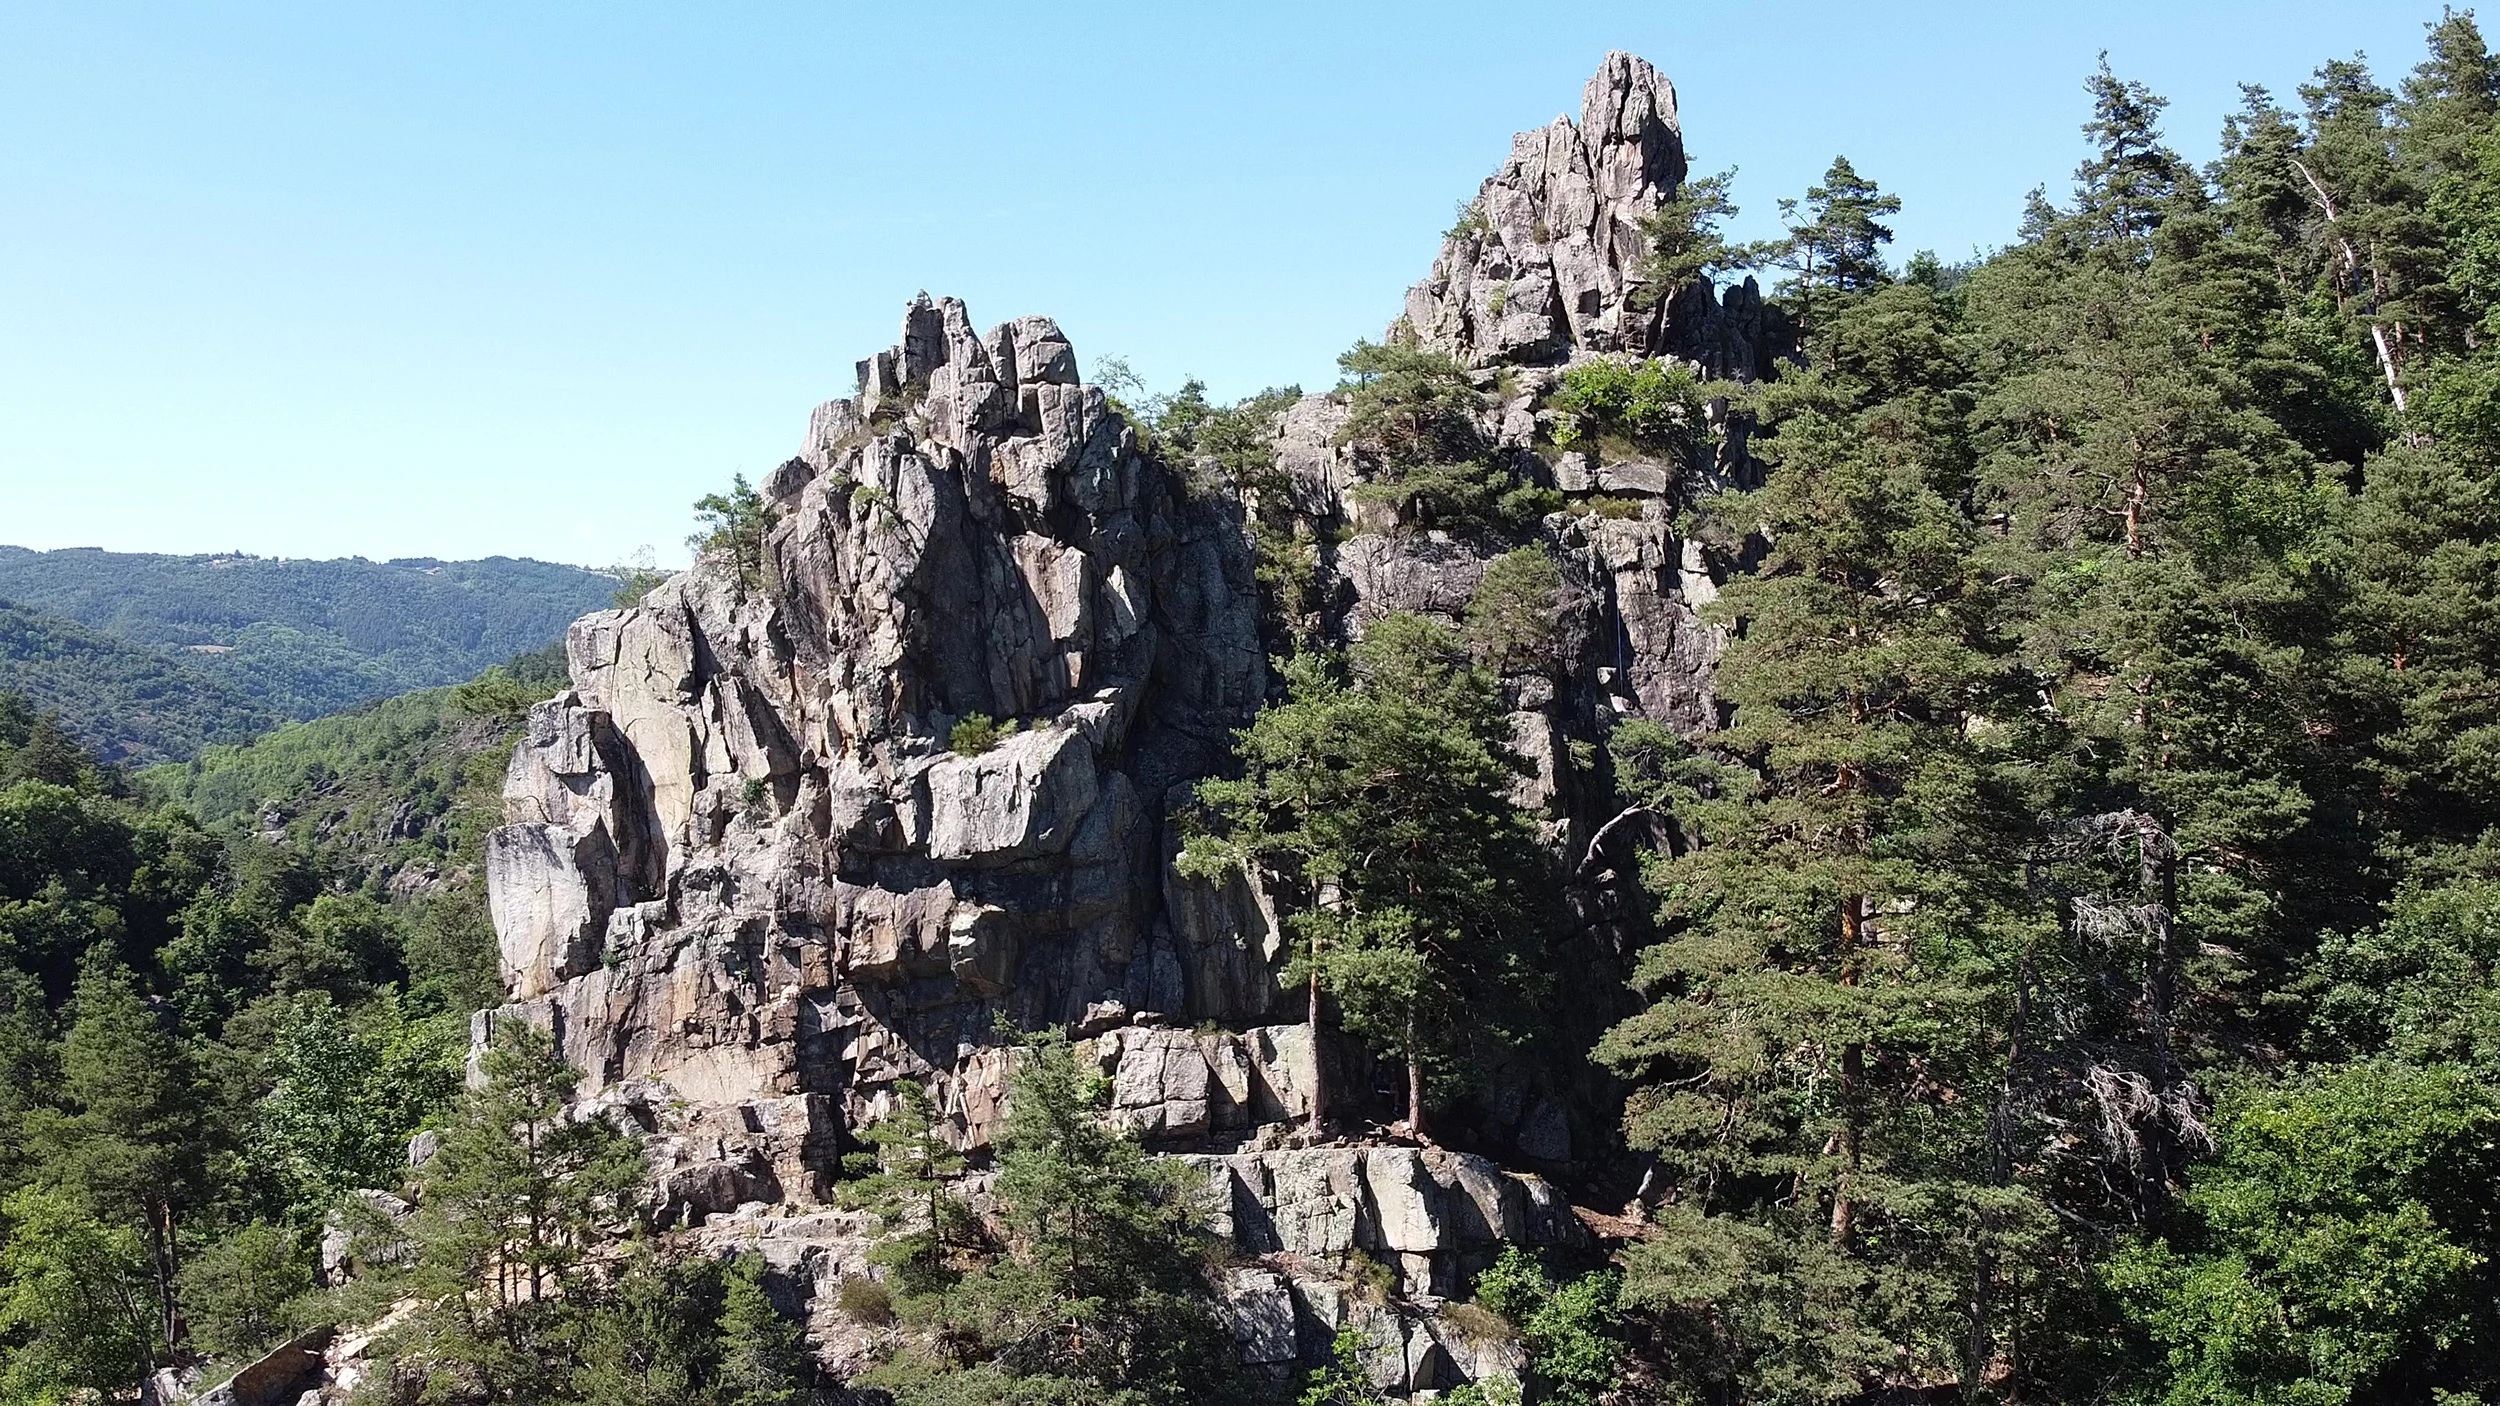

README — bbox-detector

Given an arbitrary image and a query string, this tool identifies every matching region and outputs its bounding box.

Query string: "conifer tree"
[1600,280,2042,1397]
[2075,55,2191,247]
[1762,156,1902,340]
[22,951,210,1363]
[862,1031,1237,1405]
[843,1078,969,1299]
[382,1020,643,1402]
[1183,613,1550,1136]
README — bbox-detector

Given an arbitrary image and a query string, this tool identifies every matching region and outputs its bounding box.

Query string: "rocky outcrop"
[1400,50,1789,381]
[454,49,1787,1402]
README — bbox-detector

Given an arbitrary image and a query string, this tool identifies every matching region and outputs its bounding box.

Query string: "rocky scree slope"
[471,51,1777,1398]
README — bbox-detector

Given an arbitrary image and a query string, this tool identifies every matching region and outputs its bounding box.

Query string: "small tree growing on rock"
[859,1031,1241,1405]
[1183,613,1554,1137]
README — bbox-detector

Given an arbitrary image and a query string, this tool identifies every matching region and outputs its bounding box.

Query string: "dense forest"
[5,12,2500,1405]
[0,549,618,760]
[0,602,283,763]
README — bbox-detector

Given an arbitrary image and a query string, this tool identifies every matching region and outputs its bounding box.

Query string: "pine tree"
[22,951,209,1364]
[861,1030,1238,1405]
[1600,280,2042,1397]
[843,1078,969,1299]
[2074,56,2191,248]
[1183,613,1551,1136]
[1762,156,1903,340]
[383,1020,643,1402]
[715,1253,811,1406]
[1633,169,1756,298]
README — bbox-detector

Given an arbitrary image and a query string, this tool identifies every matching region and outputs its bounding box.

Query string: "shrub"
[1578,495,1648,521]
[946,713,1014,755]
[836,1274,893,1325]
[1440,1301,1515,1344]
[177,1221,314,1362]
[1466,547,1566,675]
[1468,1246,1625,1406]
[1343,1252,1397,1305]
[1547,358,1706,456]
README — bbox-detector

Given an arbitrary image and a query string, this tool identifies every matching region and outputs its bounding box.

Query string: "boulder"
[923,725,1100,863]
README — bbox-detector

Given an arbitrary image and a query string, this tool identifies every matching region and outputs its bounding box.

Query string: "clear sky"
[0,1,2441,568]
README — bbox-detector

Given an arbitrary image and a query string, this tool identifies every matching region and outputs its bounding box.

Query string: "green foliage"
[1148,381,1319,631]
[145,644,564,891]
[1757,156,1902,338]
[1464,547,1566,676]
[1545,358,1707,456]
[1296,1325,1379,1405]
[1468,1248,1623,1406]
[1187,614,1554,1128]
[1334,342,1557,535]
[842,1078,970,1299]
[0,546,614,759]
[562,1251,812,1406]
[2307,871,2500,1071]
[0,1184,158,1400]
[365,1021,647,1401]
[946,712,1016,755]
[606,554,670,610]
[0,620,496,1395]
[1633,170,1756,299]
[0,600,282,764]
[859,1030,1240,1406]
[2103,1063,2500,1404]
[716,1253,813,1406]
[690,473,779,589]
[258,991,463,1221]
[177,1220,313,1361]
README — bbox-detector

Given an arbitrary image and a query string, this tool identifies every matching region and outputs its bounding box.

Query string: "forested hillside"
[0,548,617,758]
[142,645,568,893]
[0,600,283,762]
[4,13,2500,1406]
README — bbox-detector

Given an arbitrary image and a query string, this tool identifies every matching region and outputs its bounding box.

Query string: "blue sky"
[0,1,2440,567]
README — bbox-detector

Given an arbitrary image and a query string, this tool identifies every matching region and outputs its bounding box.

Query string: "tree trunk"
[2291,156,2409,412]
[2141,834,2182,1205]
[1969,952,2038,1396]
[1829,1039,1862,1247]
[1307,960,1327,1138]
[1406,1030,1426,1143]
[2124,466,2146,558]
[147,1198,179,1361]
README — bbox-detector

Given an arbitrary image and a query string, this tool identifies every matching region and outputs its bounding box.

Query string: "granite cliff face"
[474,50,1773,1398]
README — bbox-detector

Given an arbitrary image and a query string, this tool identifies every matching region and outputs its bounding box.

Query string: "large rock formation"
[1400,49,1789,380]
[466,49,1777,1400]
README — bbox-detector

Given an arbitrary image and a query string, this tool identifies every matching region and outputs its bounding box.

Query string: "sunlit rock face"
[1400,49,1788,381]
[476,49,1779,1400]
[483,291,1273,1204]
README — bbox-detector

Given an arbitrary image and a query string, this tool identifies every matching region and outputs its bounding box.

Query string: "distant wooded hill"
[0,547,616,762]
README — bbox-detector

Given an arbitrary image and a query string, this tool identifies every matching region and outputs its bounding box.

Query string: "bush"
[1440,1301,1515,1344]
[1465,548,1566,675]
[179,1222,314,1362]
[946,713,1015,755]
[1468,1247,1624,1406]
[1577,495,1648,520]
[836,1274,893,1325]
[1547,358,1706,456]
